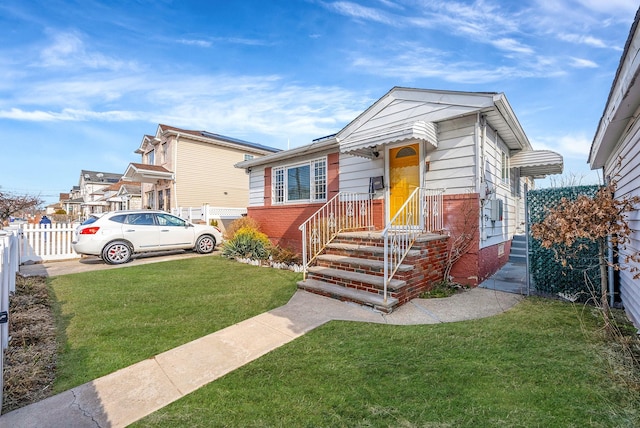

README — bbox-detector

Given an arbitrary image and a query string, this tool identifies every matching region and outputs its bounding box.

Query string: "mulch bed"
[2,275,56,414]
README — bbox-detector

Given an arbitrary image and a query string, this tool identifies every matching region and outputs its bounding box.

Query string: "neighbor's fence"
[172,205,247,224]
[18,223,81,264]
[0,229,20,412]
[527,185,601,298]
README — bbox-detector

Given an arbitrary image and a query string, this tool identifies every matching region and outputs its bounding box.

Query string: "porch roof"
[338,120,438,159]
[510,150,563,178]
[122,163,174,183]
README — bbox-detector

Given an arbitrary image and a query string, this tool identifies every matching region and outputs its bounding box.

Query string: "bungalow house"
[589,7,640,329]
[236,87,563,312]
[122,124,280,230]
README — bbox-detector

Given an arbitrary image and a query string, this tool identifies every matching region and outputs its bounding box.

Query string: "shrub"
[270,246,301,265]
[224,217,262,240]
[222,226,271,260]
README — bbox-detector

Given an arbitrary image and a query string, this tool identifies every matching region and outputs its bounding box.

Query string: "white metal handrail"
[299,192,375,279]
[382,187,444,302]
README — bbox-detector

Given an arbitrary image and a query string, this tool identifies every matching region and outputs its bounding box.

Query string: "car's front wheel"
[102,240,132,264]
[195,235,216,254]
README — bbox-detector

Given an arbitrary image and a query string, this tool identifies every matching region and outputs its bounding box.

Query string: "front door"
[389,143,420,221]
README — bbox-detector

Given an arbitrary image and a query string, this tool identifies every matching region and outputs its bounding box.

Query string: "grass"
[133,298,640,427]
[49,255,300,392]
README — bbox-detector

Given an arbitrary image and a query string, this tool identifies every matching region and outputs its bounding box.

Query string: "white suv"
[72,210,223,264]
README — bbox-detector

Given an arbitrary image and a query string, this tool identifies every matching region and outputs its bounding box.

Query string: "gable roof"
[589,7,640,169]
[122,163,173,183]
[238,87,540,169]
[134,124,281,155]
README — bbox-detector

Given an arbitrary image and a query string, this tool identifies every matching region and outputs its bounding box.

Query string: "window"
[146,191,155,209]
[147,150,155,165]
[157,213,186,227]
[244,154,254,161]
[158,189,165,211]
[273,158,327,204]
[162,142,168,163]
[164,188,171,210]
[500,150,509,183]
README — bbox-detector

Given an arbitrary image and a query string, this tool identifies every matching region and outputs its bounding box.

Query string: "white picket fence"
[0,229,20,412]
[17,223,81,264]
[171,205,247,224]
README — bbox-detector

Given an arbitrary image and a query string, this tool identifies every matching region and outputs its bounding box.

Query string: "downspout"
[479,114,487,243]
[173,133,180,209]
[603,166,615,307]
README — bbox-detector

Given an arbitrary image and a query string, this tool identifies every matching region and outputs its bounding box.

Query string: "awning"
[510,150,563,178]
[122,163,174,183]
[340,120,438,158]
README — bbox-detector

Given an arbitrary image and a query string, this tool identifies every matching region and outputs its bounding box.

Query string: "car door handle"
[161,229,170,232]
[125,229,136,232]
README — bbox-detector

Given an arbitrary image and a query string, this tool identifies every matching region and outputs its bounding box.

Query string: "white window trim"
[272,157,327,204]
[500,148,510,185]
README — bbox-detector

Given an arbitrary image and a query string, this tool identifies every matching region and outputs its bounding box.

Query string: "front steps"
[297,231,449,313]
[509,234,527,264]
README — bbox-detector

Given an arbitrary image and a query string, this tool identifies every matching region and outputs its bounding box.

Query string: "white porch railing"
[382,187,444,302]
[299,192,375,278]
[1,229,20,411]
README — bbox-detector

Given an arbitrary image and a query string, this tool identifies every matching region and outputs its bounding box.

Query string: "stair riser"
[316,260,385,277]
[305,273,390,297]
[297,284,395,313]
[324,248,385,261]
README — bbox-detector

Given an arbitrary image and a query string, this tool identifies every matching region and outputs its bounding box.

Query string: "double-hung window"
[273,158,327,204]
[500,149,509,184]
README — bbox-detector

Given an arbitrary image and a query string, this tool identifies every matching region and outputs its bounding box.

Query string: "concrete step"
[316,254,413,274]
[325,242,421,258]
[307,266,406,291]
[509,254,527,264]
[297,278,399,313]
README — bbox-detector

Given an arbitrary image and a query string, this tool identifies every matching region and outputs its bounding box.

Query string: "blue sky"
[0,0,637,206]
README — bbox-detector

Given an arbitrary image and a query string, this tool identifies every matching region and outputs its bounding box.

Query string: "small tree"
[0,190,43,227]
[531,177,640,313]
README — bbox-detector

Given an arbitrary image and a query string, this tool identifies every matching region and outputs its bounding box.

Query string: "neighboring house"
[77,170,123,218]
[237,87,562,309]
[589,8,640,329]
[122,124,280,226]
[97,180,142,211]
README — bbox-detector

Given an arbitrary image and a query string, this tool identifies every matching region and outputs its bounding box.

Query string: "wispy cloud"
[491,38,534,54]
[326,1,395,25]
[39,30,135,71]
[532,132,594,159]
[569,57,598,68]
[177,38,212,47]
[558,33,608,48]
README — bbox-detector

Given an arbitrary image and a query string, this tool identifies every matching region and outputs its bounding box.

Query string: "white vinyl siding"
[603,114,640,327]
[248,166,265,207]
[339,154,384,194]
[426,115,477,194]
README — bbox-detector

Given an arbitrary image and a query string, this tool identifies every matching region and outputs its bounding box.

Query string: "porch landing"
[298,230,449,313]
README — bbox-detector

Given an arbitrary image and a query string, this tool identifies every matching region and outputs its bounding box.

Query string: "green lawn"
[49,256,640,427]
[49,255,300,391]
[133,298,639,428]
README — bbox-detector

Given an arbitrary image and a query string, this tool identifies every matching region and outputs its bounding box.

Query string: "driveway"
[19,250,221,277]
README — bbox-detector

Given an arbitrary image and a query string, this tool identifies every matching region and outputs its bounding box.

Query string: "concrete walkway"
[1,256,525,427]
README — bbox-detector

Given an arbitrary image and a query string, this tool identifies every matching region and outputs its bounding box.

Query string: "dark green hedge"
[527,185,602,298]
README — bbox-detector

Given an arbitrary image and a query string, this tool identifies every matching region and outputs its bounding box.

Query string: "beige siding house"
[123,124,279,221]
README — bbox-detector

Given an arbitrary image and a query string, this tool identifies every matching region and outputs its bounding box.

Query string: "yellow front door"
[389,143,420,221]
